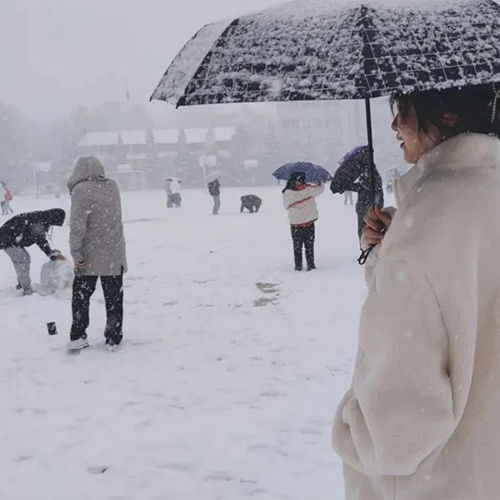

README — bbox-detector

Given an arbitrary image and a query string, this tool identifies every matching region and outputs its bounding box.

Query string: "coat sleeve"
[35,232,52,257]
[69,187,90,263]
[332,257,456,477]
[309,184,325,198]
[283,192,292,210]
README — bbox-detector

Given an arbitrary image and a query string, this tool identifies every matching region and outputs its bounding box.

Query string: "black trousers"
[291,223,315,270]
[71,274,124,343]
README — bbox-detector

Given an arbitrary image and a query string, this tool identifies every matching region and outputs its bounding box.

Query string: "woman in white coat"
[283,172,324,271]
[332,85,500,499]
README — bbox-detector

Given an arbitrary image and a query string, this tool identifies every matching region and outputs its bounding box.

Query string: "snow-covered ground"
[0,186,388,500]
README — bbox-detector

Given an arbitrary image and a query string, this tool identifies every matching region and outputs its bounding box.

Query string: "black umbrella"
[152,0,500,196]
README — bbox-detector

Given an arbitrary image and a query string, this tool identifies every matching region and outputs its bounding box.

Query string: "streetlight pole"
[33,164,39,199]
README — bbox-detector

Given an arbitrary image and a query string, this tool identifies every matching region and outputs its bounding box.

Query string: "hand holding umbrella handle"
[358,206,392,265]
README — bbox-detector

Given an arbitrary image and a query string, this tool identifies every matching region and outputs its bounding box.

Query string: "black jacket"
[0,209,65,255]
[208,180,220,196]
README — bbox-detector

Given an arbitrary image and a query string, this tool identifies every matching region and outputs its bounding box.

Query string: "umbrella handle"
[358,246,374,266]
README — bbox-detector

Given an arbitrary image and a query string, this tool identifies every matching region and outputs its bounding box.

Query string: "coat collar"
[396,133,500,205]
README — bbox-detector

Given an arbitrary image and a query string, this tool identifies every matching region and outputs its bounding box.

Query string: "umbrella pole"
[364,96,376,204]
[357,96,377,267]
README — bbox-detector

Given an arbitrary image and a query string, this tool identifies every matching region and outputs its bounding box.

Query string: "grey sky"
[0,0,286,122]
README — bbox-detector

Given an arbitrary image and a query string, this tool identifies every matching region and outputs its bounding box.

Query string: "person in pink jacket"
[282,172,324,271]
[332,84,500,499]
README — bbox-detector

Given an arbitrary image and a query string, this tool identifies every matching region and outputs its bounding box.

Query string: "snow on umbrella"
[151,0,500,105]
[273,162,332,183]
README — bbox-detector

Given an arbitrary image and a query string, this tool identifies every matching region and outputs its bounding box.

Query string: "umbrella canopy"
[151,0,500,106]
[273,162,332,183]
[330,146,383,202]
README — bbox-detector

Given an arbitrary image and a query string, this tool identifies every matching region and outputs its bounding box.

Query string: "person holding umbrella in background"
[282,171,324,272]
[330,146,384,243]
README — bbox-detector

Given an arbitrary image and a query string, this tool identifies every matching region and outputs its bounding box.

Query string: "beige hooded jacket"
[68,157,127,276]
[332,134,500,499]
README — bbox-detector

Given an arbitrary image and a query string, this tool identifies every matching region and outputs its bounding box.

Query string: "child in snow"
[282,172,324,271]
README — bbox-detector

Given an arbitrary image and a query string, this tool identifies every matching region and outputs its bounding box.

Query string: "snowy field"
[0,186,391,500]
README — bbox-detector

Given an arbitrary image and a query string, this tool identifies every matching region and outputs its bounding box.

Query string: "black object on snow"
[241,195,262,213]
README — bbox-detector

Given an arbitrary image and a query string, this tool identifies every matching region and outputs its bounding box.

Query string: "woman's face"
[391,103,445,164]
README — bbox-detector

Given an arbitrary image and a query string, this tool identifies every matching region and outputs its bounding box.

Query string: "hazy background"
[1,0,287,122]
[0,0,401,194]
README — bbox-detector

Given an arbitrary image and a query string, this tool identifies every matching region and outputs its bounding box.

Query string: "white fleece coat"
[332,134,500,499]
[283,184,324,226]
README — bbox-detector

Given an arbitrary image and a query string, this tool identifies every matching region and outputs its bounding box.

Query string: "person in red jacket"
[1,182,13,215]
[282,172,324,271]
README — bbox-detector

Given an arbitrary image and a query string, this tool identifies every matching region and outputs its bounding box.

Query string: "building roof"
[79,127,236,148]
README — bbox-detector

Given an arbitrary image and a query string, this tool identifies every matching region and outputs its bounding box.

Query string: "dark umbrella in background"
[273,162,332,184]
[331,146,384,242]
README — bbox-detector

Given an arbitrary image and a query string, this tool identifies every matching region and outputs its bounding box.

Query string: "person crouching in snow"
[0,209,66,295]
[67,156,127,351]
[283,172,324,271]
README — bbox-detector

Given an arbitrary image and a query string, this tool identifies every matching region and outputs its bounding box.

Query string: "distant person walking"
[169,178,182,208]
[165,178,182,208]
[0,209,66,295]
[208,179,221,215]
[283,172,324,271]
[67,156,127,351]
[165,179,173,208]
[1,182,14,215]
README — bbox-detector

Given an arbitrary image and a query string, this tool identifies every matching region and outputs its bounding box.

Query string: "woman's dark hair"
[390,84,500,139]
[282,171,307,193]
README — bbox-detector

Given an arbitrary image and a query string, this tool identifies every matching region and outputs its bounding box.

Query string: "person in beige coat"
[332,84,500,499]
[66,156,127,351]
